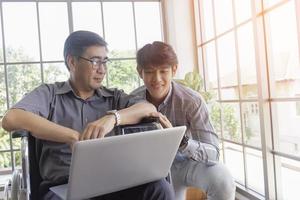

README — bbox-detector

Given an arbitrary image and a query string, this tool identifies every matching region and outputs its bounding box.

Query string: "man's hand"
[149,112,173,128]
[80,115,115,140]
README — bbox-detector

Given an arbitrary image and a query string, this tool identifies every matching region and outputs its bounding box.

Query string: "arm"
[179,101,220,166]
[2,109,79,146]
[80,102,156,140]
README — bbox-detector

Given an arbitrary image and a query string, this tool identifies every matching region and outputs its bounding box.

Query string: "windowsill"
[236,182,265,200]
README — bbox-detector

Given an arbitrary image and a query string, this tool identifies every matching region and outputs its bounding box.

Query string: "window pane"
[224,142,245,184]
[0,128,10,151]
[245,148,265,195]
[214,0,233,34]
[264,0,286,9]
[277,157,300,200]
[0,66,7,116]
[135,2,162,48]
[222,103,242,143]
[7,64,41,107]
[0,16,3,63]
[242,102,261,147]
[200,0,214,41]
[0,152,11,169]
[107,59,139,94]
[43,63,69,84]
[72,2,103,36]
[237,23,258,99]
[103,2,135,58]
[210,102,221,137]
[12,137,21,150]
[3,3,39,62]
[234,0,252,24]
[13,151,21,168]
[204,41,219,99]
[271,101,300,157]
[217,32,238,100]
[39,3,69,61]
[265,1,300,98]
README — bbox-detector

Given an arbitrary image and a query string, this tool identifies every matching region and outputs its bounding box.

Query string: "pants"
[171,157,236,200]
[43,178,175,200]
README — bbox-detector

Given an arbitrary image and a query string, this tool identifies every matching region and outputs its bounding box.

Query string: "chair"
[4,117,161,200]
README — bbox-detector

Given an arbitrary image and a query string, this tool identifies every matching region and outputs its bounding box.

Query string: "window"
[194,0,300,199]
[0,0,162,185]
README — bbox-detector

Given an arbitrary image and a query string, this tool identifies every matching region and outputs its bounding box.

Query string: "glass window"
[203,41,219,97]
[134,2,162,48]
[224,142,245,184]
[72,2,103,36]
[214,0,233,34]
[217,32,238,100]
[200,0,214,41]
[39,3,69,61]
[107,59,139,94]
[0,152,11,170]
[241,102,261,147]
[7,64,41,106]
[245,148,265,195]
[0,128,10,151]
[265,1,300,98]
[222,103,242,143]
[277,157,300,200]
[271,101,300,157]
[43,63,69,84]
[3,3,40,62]
[237,23,258,99]
[103,2,136,58]
[0,16,3,63]
[0,65,7,116]
[234,0,252,24]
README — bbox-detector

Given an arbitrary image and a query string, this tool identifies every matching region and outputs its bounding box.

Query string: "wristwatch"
[106,110,121,126]
[180,134,189,148]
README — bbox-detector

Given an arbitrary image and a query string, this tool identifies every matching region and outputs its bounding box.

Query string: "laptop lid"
[51,126,186,200]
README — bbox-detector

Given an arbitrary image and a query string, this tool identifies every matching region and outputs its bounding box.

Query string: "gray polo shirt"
[12,81,143,184]
[131,81,219,165]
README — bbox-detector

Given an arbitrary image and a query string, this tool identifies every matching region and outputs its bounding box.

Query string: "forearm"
[2,109,79,144]
[118,102,156,125]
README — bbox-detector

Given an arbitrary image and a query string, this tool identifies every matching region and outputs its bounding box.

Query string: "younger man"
[132,41,236,200]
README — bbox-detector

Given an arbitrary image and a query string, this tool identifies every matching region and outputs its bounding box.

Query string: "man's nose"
[96,64,106,73]
[152,72,162,82]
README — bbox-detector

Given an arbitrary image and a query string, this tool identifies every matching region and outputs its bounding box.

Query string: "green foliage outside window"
[107,50,140,93]
[175,71,241,142]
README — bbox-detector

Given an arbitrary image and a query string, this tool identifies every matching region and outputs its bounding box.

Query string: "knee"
[208,164,236,200]
[147,179,175,200]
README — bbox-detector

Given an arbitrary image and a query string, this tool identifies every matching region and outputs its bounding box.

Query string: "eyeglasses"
[78,56,109,70]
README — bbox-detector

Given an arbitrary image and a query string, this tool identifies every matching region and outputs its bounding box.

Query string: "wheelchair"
[4,117,162,200]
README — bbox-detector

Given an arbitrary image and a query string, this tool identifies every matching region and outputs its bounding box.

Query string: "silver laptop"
[50,126,186,200]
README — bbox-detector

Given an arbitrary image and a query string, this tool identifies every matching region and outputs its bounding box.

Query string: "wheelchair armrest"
[12,130,29,138]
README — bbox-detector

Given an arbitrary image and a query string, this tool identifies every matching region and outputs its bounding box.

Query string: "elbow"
[2,110,17,132]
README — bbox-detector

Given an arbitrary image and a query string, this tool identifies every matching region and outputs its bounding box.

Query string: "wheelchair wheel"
[11,169,22,200]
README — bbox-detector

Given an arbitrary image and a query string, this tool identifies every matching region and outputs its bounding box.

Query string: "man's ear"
[172,65,178,77]
[137,66,143,78]
[67,55,77,72]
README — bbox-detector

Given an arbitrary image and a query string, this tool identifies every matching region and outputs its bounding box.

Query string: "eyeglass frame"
[78,56,110,70]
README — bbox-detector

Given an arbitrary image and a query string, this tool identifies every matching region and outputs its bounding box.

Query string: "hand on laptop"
[149,112,173,128]
[80,115,115,140]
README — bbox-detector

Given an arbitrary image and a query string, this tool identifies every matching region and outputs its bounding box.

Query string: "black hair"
[63,30,108,70]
